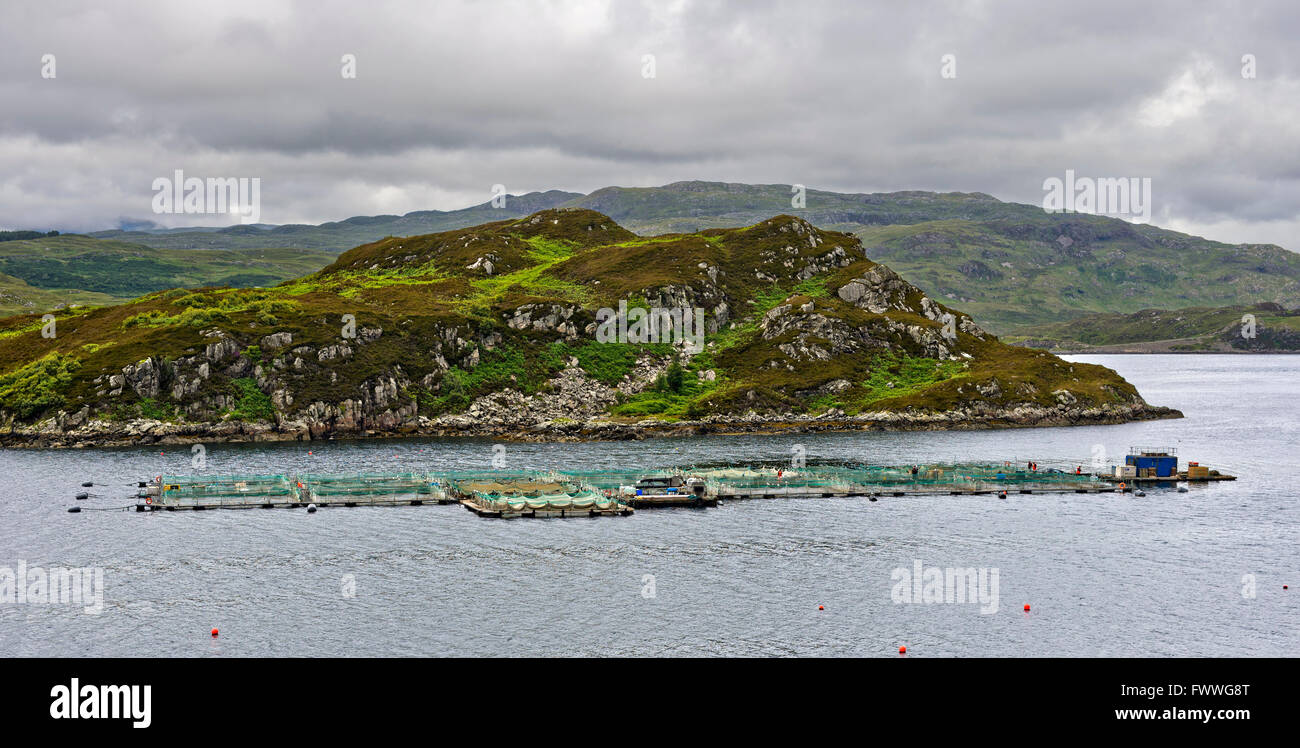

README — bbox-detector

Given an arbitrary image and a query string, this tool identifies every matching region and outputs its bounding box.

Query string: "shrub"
[0,353,81,418]
[227,377,274,421]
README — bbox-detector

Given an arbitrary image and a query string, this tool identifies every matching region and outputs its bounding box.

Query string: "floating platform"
[299,472,452,506]
[459,497,632,519]
[448,474,633,519]
[1126,472,1236,482]
[625,494,717,508]
[622,475,716,508]
[128,457,1232,515]
[137,472,451,511]
[694,462,1116,500]
[716,485,1133,499]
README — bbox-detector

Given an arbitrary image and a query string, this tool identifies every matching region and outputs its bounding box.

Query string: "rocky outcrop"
[2,398,1182,448]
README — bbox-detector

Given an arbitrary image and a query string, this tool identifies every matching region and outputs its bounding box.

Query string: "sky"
[1,0,1297,250]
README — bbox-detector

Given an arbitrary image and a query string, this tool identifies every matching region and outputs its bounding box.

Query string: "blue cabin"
[1126,448,1178,478]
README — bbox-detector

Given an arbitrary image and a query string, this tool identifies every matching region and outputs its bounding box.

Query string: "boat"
[621,475,715,508]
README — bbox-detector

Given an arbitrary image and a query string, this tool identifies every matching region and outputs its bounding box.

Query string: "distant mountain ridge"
[1009,302,1300,353]
[20,181,1300,334]
[90,190,582,251]
[0,236,333,316]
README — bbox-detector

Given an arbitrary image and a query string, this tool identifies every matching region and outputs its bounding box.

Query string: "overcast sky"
[1,0,1297,249]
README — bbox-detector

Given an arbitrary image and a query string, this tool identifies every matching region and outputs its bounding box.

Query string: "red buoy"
[210,628,218,637]
[898,646,906,654]
[1024,604,1031,612]
[818,605,824,610]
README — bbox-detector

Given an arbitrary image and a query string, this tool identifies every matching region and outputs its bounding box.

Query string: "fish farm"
[118,452,1237,519]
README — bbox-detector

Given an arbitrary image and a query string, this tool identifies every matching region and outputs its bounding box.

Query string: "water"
[1,354,1296,657]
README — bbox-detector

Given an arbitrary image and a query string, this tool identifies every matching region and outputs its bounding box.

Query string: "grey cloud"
[0,0,1297,248]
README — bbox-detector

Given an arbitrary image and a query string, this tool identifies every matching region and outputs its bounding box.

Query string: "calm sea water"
[1,354,1296,657]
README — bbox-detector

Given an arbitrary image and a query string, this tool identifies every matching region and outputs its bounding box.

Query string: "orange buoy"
[898,646,906,654]
[818,605,824,611]
[210,628,218,637]
[1024,604,1031,612]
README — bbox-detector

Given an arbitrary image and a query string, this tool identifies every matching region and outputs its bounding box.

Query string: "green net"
[152,460,1111,509]
[159,474,296,504]
[688,462,1107,493]
[298,472,443,499]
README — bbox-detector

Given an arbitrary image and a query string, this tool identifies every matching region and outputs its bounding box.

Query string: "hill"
[0,209,1178,447]
[88,190,582,252]
[1009,302,1300,353]
[0,235,335,316]
[85,181,1300,335]
[0,272,117,317]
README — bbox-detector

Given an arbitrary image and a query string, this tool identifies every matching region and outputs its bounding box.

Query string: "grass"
[710,276,831,355]
[121,289,298,329]
[568,340,642,385]
[455,235,594,317]
[609,350,722,419]
[856,351,966,408]
[138,397,179,421]
[420,343,563,414]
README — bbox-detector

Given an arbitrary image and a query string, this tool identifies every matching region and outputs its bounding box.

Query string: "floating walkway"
[141,472,449,511]
[129,454,1233,517]
[692,462,1118,499]
[447,474,633,518]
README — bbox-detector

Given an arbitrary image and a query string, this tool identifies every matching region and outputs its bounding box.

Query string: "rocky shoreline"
[1,401,1182,449]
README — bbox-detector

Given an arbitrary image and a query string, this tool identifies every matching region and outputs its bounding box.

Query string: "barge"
[621,475,715,508]
[449,475,633,519]
[1098,448,1237,483]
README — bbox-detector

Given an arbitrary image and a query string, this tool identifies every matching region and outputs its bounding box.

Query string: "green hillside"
[1009,303,1300,352]
[0,272,118,317]
[0,209,1176,446]
[0,235,335,316]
